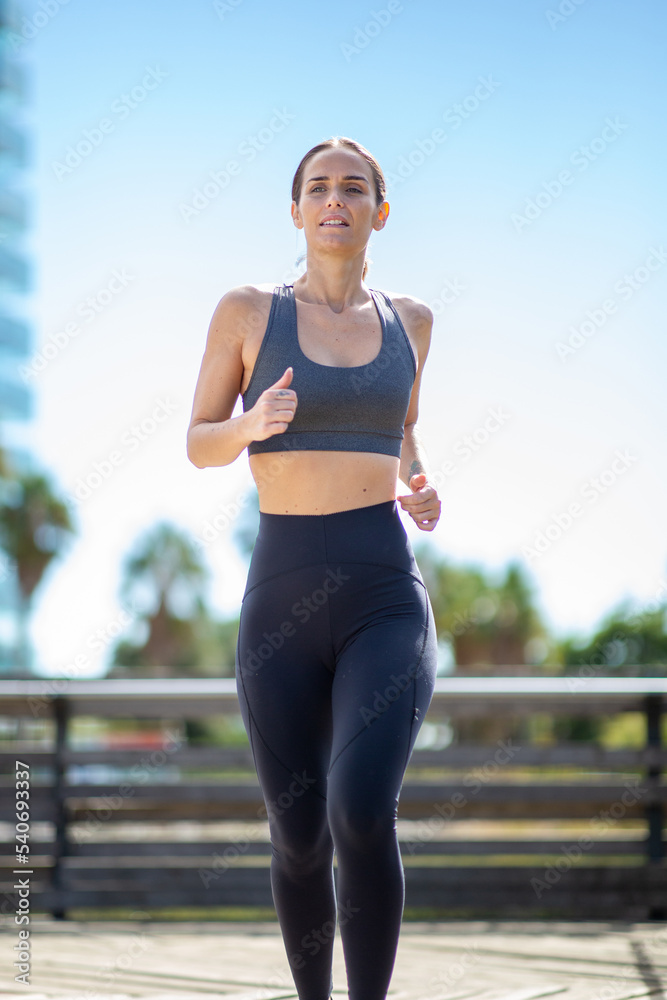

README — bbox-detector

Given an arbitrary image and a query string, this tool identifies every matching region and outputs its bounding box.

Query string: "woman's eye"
[309,185,363,194]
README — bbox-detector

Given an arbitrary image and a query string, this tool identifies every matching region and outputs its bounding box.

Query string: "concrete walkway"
[1,919,666,1000]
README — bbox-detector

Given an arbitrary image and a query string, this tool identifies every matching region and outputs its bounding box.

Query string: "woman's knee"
[270,820,333,880]
[328,797,397,855]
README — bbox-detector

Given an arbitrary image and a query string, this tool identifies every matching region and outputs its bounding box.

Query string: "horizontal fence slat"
[1,676,665,719]
[57,803,637,821]
[9,866,663,887]
[1,784,657,820]
[14,865,667,919]
[3,745,667,768]
[0,779,656,800]
[0,838,654,859]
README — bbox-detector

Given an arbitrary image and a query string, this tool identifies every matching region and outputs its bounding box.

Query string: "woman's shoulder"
[372,287,434,340]
[200,284,281,360]
[208,282,281,340]
[216,282,279,311]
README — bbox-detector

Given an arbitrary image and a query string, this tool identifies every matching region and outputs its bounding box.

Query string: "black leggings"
[235,500,438,1000]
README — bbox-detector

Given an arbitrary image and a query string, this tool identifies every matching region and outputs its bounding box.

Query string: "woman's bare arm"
[396,299,441,530]
[186,286,297,468]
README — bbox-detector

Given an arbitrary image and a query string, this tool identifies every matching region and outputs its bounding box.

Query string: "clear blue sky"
[15,0,667,676]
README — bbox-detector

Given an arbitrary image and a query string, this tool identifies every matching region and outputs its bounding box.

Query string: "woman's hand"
[244,367,298,441]
[397,473,441,531]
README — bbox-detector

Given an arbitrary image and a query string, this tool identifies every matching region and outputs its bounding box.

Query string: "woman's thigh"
[326,569,438,828]
[236,564,337,809]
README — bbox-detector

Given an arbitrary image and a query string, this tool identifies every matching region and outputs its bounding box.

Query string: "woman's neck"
[294,255,369,312]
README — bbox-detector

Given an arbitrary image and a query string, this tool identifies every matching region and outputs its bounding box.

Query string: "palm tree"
[487,561,549,669]
[414,546,550,673]
[0,468,75,675]
[110,521,211,676]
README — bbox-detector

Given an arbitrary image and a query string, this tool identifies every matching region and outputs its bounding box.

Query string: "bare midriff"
[249,450,399,515]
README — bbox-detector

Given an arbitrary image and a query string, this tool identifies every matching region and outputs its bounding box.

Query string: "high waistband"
[244,500,418,595]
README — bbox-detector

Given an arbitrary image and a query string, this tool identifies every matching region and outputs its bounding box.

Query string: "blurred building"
[0,0,34,672]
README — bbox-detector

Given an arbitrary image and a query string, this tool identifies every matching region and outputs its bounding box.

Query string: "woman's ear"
[373,201,390,231]
[291,201,303,230]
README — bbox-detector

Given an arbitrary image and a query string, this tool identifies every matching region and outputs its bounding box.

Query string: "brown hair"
[291,136,386,282]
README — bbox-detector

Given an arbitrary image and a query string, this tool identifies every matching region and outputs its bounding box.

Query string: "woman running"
[187,136,441,1000]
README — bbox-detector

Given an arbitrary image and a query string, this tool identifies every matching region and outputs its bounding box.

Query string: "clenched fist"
[245,367,298,441]
[397,473,441,531]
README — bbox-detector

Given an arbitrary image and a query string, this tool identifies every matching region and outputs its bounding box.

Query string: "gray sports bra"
[242,283,417,458]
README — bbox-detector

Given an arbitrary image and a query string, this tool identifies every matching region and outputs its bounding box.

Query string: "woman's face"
[291,147,389,257]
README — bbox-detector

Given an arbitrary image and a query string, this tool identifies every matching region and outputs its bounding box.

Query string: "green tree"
[491,561,551,667]
[109,521,214,676]
[414,546,551,672]
[548,598,667,744]
[0,466,75,675]
[556,598,667,676]
[414,546,553,743]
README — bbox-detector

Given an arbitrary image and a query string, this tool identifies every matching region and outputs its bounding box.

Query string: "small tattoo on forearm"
[410,460,424,478]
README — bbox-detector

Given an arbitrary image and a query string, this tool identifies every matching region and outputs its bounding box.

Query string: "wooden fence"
[0,676,665,919]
